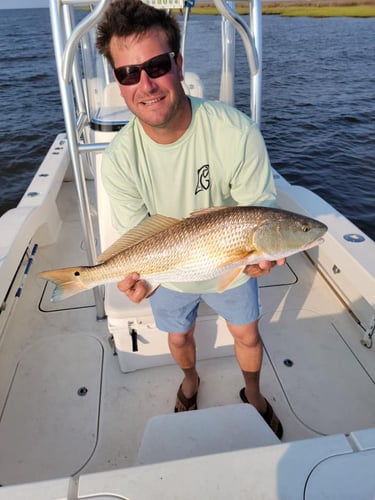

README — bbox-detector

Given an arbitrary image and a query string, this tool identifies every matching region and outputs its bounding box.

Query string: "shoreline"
[184,0,375,17]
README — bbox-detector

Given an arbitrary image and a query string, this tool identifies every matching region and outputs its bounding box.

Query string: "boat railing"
[49,0,262,319]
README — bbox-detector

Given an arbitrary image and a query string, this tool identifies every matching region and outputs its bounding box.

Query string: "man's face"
[110,27,189,142]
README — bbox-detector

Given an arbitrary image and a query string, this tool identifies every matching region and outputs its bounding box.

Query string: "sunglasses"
[114,51,176,86]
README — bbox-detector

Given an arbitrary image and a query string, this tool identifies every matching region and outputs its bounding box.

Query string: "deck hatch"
[0,335,103,485]
[261,308,375,435]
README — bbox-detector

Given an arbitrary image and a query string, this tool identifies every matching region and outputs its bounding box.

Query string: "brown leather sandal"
[174,378,200,412]
[239,388,283,439]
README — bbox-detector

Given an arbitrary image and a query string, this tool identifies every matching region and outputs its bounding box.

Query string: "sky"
[0,0,49,8]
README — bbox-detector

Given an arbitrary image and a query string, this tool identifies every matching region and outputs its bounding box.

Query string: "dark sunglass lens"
[125,67,141,85]
[116,66,140,85]
[115,53,173,85]
[146,54,171,78]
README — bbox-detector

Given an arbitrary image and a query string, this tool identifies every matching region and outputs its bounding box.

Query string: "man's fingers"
[244,258,286,278]
[117,273,149,303]
[118,273,138,291]
[258,260,275,272]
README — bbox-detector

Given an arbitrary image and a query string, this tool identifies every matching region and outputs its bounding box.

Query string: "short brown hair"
[96,0,181,67]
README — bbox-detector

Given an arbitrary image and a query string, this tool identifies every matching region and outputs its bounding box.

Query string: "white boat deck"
[0,177,374,492]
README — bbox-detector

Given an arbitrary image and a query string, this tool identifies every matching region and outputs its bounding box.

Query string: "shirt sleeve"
[101,150,148,235]
[230,122,277,208]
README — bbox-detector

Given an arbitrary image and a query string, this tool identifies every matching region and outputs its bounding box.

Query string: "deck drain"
[283,359,294,367]
[77,386,88,396]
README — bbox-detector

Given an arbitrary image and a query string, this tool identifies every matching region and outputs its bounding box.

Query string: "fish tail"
[38,267,90,302]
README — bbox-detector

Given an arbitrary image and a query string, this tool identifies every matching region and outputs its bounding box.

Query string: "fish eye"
[302,225,310,232]
[74,271,80,276]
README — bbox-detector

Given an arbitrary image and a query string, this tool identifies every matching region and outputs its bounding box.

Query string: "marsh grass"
[182,1,375,17]
[261,4,375,17]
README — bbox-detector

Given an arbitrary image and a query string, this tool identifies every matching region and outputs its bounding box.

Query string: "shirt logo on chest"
[195,164,210,195]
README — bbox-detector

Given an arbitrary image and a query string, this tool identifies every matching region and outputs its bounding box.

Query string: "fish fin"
[97,215,181,263]
[217,250,254,268]
[216,248,257,292]
[38,267,89,302]
[188,206,229,218]
[218,267,246,292]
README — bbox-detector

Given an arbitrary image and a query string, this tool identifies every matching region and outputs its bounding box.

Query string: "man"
[96,0,283,438]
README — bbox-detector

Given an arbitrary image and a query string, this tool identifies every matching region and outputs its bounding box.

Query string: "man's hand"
[117,273,150,303]
[243,258,286,278]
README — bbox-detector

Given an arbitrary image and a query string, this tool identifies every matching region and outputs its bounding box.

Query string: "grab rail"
[214,0,259,75]
[50,0,109,319]
[213,0,262,124]
[62,1,109,83]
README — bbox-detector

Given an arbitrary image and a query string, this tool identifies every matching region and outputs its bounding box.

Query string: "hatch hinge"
[360,314,375,349]
[108,334,117,356]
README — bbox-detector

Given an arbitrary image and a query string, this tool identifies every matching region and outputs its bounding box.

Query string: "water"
[260,17,375,238]
[0,9,374,239]
[0,8,64,214]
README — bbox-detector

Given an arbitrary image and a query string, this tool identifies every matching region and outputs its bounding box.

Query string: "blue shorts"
[149,278,259,333]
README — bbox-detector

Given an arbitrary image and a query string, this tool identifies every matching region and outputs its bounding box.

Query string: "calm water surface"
[0,9,374,239]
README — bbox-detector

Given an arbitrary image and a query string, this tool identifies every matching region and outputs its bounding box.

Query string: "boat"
[0,0,374,498]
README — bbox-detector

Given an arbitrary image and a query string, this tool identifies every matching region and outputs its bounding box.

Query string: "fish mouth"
[302,237,325,250]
